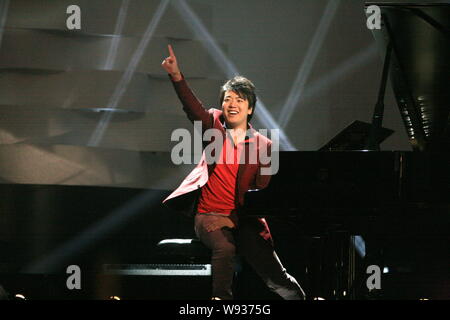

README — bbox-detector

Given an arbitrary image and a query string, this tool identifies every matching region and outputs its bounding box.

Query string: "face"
[221,90,253,129]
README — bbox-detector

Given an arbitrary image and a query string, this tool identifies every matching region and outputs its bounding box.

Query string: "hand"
[161,44,182,81]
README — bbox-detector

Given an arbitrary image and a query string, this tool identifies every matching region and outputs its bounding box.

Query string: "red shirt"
[196,135,242,215]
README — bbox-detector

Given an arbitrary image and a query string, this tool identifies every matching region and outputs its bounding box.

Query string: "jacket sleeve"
[254,140,273,190]
[169,73,214,130]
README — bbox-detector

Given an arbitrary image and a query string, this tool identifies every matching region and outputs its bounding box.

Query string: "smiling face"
[222,90,253,130]
[219,76,257,130]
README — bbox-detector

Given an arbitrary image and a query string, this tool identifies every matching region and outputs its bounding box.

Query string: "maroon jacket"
[162,75,273,242]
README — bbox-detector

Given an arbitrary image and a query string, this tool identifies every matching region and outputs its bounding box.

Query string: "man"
[161,45,305,300]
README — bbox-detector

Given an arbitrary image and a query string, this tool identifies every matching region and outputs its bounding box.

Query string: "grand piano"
[244,2,450,299]
[0,3,449,300]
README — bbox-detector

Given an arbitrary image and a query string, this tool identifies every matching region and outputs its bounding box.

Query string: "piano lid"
[319,120,394,151]
[366,3,450,151]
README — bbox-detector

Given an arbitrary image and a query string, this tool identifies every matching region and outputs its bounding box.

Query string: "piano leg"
[308,231,356,300]
[305,236,325,300]
[347,220,385,300]
[329,231,354,300]
[360,232,385,299]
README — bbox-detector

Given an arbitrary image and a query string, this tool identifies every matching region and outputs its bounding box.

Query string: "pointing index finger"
[168,44,175,58]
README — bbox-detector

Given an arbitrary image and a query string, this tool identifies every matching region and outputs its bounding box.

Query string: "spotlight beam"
[103,0,131,70]
[88,0,170,147]
[22,188,166,274]
[278,0,341,129]
[173,0,297,151]
[300,45,378,104]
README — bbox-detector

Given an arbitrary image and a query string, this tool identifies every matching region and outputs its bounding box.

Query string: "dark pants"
[194,214,306,300]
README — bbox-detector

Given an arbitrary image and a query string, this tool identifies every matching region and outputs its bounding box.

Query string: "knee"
[212,243,236,259]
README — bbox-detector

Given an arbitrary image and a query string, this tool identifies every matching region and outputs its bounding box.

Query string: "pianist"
[161,45,305,300]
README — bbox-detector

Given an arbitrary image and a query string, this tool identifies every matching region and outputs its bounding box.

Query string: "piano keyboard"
[102,264,212,276]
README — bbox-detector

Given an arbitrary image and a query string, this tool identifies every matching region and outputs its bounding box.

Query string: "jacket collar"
[222,121,257,144]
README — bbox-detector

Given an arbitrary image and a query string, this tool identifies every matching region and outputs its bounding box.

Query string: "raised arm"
[161,45,212,129]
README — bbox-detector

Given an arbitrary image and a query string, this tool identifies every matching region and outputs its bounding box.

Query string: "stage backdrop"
[1,0,442,190]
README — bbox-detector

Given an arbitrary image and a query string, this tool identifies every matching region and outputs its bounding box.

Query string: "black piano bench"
[156,238,211,264]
